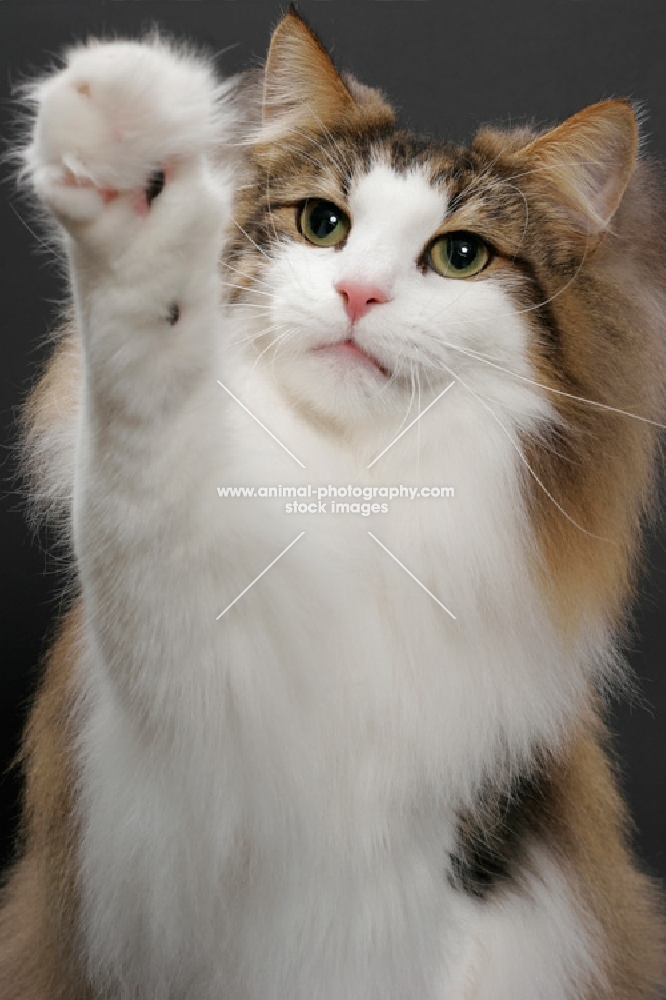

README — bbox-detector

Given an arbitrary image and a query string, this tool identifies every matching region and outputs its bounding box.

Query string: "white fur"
[24,39,607,1000]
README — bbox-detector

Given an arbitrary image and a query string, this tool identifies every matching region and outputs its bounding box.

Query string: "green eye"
[429,232,490,278]
[299,199,350,248]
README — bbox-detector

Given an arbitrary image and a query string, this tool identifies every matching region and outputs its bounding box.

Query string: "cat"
[0,6,664,998]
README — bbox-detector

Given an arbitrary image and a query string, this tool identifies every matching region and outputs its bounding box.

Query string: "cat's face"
[225,11,638,436]
[233,156,538,428]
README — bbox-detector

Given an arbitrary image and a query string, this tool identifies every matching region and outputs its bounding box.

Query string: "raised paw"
[25,40,224,241]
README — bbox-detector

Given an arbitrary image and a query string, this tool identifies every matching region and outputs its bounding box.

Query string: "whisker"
[220,282,275,300]
[442,339,666,429]
[271,327,301,378]
[231,218,272,261]
[391,359,417,436]
[231,320,288,347]
[219,260,274,289]
[249,326,295,375]
[433,357,614,542]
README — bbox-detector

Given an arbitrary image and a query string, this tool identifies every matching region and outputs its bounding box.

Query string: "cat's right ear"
[260,7,356,139]
[516,99,639,236]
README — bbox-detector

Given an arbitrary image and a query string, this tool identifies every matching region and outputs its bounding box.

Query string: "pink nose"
[335,282,389,323]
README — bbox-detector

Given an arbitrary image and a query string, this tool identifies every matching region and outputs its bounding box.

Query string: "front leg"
[26,40,238,726]
[27,39,231,417]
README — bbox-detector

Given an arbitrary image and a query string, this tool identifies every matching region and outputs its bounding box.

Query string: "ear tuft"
[262,9,355,137]
[518,99,639,234]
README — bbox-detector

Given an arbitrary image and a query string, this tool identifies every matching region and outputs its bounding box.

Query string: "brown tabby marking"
[452,720,665,997]
[0,604,89,999]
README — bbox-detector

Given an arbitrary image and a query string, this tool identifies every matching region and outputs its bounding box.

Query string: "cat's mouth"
[312,339,392,378]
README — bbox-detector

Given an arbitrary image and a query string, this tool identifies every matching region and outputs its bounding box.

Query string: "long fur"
[1,11,664,999]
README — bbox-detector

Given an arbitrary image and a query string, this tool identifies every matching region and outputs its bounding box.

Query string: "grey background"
[0,1,664,882]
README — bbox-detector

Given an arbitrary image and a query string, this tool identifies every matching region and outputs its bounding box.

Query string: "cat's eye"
[429,232,490,279]
[299,199,350,248]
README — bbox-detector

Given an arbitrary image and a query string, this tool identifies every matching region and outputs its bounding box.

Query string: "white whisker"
[440,339,666,429]
[231,218,272,260]
[435,357,614,542]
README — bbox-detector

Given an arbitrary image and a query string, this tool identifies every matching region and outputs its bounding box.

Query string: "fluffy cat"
[0,8,664,998]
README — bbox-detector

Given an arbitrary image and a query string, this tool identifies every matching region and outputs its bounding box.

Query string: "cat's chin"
[266,347,408,429]
[311,340,392,379]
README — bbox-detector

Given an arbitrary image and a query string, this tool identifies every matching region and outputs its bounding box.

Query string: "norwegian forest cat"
[0,7,664,998]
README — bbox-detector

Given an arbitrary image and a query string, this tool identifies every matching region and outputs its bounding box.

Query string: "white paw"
[25,39,226,240]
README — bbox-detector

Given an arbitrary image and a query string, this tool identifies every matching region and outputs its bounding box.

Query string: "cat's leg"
[27,39,232,413]
[25,40,247,720]
[23,39,253,994]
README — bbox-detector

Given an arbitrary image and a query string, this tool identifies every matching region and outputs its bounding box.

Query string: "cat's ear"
[518,99,639,233]
[261,7,356,137]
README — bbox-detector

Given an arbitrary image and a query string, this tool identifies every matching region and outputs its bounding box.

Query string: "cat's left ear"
[261,7,355,137]
[517,99,639,234]
[259,7,393,142]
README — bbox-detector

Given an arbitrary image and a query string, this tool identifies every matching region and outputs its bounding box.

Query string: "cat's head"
[227,9,644,432]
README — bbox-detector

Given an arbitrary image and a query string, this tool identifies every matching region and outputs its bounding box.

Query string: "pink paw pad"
[59,167,119,204]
